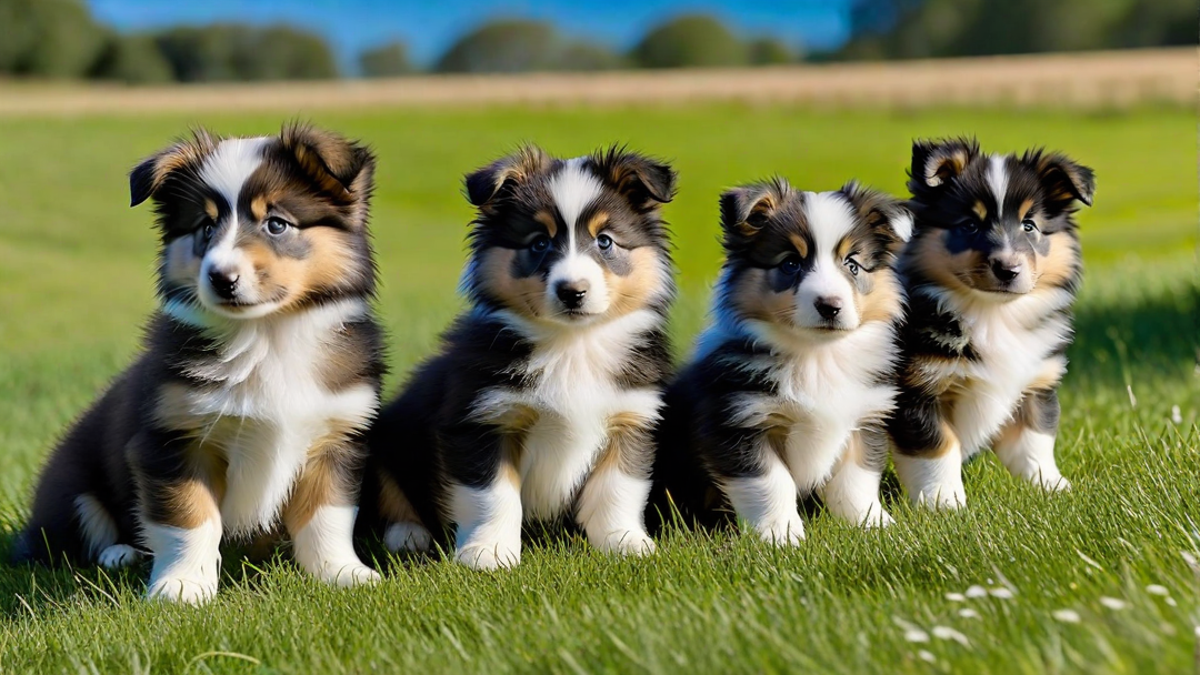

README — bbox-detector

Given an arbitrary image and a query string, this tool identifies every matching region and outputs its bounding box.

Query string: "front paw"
[98,544,142,570]
[861,508,895,529]
[326,563,382,587]
[593,529,656,557]
[752,518,806,546]
[1034,473,1071,492]
[911,486,967,510]
[384,522,433,553]
[146,574,218,604]
[455,541,520,571]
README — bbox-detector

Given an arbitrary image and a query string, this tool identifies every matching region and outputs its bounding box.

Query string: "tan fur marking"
[836,236,854,262]
[534,210,558,238]
[378,473,421,524]
[156,478,221,529]
[1028,356,1067,392]
[478,247,545,319]
[972,200,988,221]
[925,420,961,458]
[283,436,358,533]
[858,268,904,325]
[1017,198,1034,221]
[789,233,809,259]
[605,247,665,318]
[161,237,201,293]
[586,211,609,237]
[731,268,794,325]
[240,228,357,313]
[909,230,982,295]
[250,196,269,222]
[204,199,219,221]
[596,414,654,477]
[1034,231,1079,290]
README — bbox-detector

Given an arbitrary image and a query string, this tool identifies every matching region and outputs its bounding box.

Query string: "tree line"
[0,0,1192,84]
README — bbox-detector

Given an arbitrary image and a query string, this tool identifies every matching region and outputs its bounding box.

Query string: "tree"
[631,14,749,69]
[558,41,626,71]
[154,24,337,82]
[90,33,174,84]
[0,0,108,78]
[360,42,411,77]
[435,19,560,73]
[748,37,796,65]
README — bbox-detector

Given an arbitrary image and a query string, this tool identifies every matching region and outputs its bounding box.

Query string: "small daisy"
[989,587,1014,599]
[904,629,930,643]
[965,585,988,599]
[917,650,936,663]
[1171,405,1182,424]
[945,592,966,602]
[932,626,970,646]
[1146,584,1169,596]
[1052,609,1081,623]
[1099,597,1127,610]
[958,608,980,619]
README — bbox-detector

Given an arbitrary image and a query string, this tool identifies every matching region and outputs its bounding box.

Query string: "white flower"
[945,592,966,602]
[958,608,980,619]
[1052,609,1081,623]
[1166,597,1177,607]
[965,585,988,598]
[989,587,1014,599]
[1182,551,1198,569]
[904,629,930,643]
[1194,626,1200,639]
[932,626,971,646]
[917,650,936,663]
[1146,584,1169,596]
[1171,405,1182,424]
[1099,597,1127,610]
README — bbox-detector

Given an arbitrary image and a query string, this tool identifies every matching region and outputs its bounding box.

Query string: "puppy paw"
[98,544,142,570]
[753,518,806,546]
[455,542,520,571]
[912,487,967,510]
[593,530,656,557]
[326,563,382,587]
[384,522,433,553]
[1035,474,1071,493]
[861,508,895,529]
[146,574,218,604]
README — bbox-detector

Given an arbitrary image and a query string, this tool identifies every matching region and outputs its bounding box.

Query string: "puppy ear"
[909,137,979,195]
[719,179,786,244]
[464,145,552,210]
[129,128,218,207]
[590,146,677,212]
[841,181,913,255]
[280,122,375,210]
[1027,150,1095,212]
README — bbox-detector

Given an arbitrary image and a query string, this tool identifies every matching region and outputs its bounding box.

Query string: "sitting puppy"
[888,138,1094,508]
[361,146,676,569]
[654,180,911,544]
[14,124,385,602]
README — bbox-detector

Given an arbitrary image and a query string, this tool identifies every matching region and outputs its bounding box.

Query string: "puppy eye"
[596,234,613,251]
[530,236,551,253]
[1022,219,1038,233]
[779,257,801,276]
[265,217,292,236]
[959,222,979,235]
[846,258,861,276]
[201,223,214,241]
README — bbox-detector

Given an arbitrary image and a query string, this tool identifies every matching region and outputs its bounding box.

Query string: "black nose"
[555,281,589,310]
[814,296,842,320]
[991,259,1022,283]
[208,269,239,300]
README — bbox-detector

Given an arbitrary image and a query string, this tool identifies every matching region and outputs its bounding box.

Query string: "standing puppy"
[14,124,384,602]
[888,138,1094,508]
[362,146,676,570]
[654,180,911,544]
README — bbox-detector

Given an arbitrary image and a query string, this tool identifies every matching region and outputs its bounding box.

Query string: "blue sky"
[89,1,854,68]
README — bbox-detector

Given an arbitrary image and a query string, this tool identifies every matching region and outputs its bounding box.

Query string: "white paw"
[384,522,433,553]
[912,487,967,510]
[861,508,895,529]
[1032,473,1071,493]
[325,563,382,588]
[146,575,218,604]
[753,518,806,546]
[455,542,520,571]
[593,529,656,557]
[97,544,141,570]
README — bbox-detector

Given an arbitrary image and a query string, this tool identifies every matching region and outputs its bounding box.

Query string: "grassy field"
[0,104,1196,673]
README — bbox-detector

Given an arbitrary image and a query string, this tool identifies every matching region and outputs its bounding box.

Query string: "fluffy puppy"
[13,124,385,603]
[888,138,1095,508]
[653,179,911,543]
[361,145,676,570]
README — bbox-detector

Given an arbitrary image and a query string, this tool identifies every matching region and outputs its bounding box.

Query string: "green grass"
[0,104,1196,673]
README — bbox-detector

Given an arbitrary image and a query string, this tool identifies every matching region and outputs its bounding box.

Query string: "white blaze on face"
[545,158,610,317]
[987,155,1009,219]
[196,137,270,313]
[794,191,861,330]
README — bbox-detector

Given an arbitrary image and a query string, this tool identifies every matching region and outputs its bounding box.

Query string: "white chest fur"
[931,288,1072,455]
[168,299,378,535]
[472,310,663,520]
[731,320,899,492]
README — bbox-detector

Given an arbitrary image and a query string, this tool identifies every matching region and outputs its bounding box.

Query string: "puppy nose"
[555,280,589,310]
[208,269,239,300]
[814,296,842,320]
[990,259,1022,283]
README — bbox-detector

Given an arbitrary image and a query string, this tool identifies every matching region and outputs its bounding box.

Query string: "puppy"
[888,138,1094,508]
[14,124,385,603]
[361,145,676,569]
[653,179,911,544]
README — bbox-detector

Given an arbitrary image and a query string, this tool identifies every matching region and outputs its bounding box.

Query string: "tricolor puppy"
[654,179,910,544]
[361,145,675,570]
[888,138,1094,508]
[14,124,385,603]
